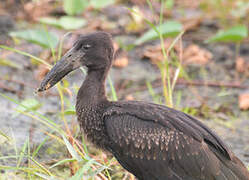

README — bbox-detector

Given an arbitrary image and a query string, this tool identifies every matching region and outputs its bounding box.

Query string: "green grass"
[130,0,184,107]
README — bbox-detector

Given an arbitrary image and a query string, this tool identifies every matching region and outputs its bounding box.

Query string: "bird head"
[37,31,114,92]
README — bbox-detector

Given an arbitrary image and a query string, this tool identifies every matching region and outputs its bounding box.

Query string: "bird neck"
[77,67,109,108]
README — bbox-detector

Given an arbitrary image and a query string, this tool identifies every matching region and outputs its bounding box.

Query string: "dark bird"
[38,32,249,180]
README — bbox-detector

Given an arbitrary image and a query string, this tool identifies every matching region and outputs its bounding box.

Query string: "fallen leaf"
[113,41,128,68]
[182,44,199,58]
[113,56,129,68]
[236,57,246,73]
[113,42,119,52]
[143,41,212,65]
[24,0,55,21]
[182,17,202,31]
[183,44,212,65]
[143,39,180,64]
[143,48,163,63]
[238,94,249,110]
[125,94,134,101]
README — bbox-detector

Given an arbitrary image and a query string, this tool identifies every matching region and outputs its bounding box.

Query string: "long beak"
[37,47,82,92]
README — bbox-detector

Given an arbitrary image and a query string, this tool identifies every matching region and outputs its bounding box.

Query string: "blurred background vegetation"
[0,0,248,179]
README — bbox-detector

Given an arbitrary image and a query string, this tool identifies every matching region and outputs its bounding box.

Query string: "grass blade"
[62,135,82,162]
[17,138,28,167]
[0,130,11,141]
[49,158,76,169]
[29,156,52,176]
[32,136,49,158]
[69,159,95,180]
[34,173,56,180]
[0,45,51,68]
[107,75,117,101]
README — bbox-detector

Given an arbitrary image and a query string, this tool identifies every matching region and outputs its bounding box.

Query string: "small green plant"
[206,25,248,58]
[135,20,183,45]
[63,0,115,15]
[90,0,115,9]
[165,0,174,10]
[41,0,115,31]
[9,29,59,49]
[206,25,248,43]
[63,0,89,16]
[39,16,87,30]
[131,0,184,108]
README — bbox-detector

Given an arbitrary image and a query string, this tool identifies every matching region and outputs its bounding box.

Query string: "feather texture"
[102,101,249,180]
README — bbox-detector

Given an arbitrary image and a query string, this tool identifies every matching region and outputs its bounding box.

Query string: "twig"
[117,78,248,97]
[176,78,248,89]
[0,81,17,93]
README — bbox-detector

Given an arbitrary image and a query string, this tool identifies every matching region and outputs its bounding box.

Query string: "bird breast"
[76,105,109,150]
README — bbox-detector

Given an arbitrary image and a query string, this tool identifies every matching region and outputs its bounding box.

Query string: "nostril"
[68,54,72,58]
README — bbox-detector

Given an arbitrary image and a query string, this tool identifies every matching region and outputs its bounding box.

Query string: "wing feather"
[105,113,222,179]
[103,101,249,179]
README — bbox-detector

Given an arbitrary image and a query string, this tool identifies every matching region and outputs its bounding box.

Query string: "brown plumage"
[38,31,249,180]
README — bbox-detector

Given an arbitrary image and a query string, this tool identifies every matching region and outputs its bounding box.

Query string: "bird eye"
[82,44,91,50]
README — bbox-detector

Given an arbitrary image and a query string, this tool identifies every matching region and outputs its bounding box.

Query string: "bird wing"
[103,101,245,179]
[104,100,232,160]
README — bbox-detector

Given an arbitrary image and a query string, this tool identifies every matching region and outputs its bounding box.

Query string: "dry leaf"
[113,41,128,68]
[183,44,199,58]
[236,56,249,76]
[143,41,211,66]
[143,47,163,63]
[182,17,202,31]
[24,0,55,21]
[238,94,249,110]
[183,44,212,65]
[143,39,180,64]
[125,94,134,101]
[113,42,119,52]
[236,57,246,73]
[113,56,129,68]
